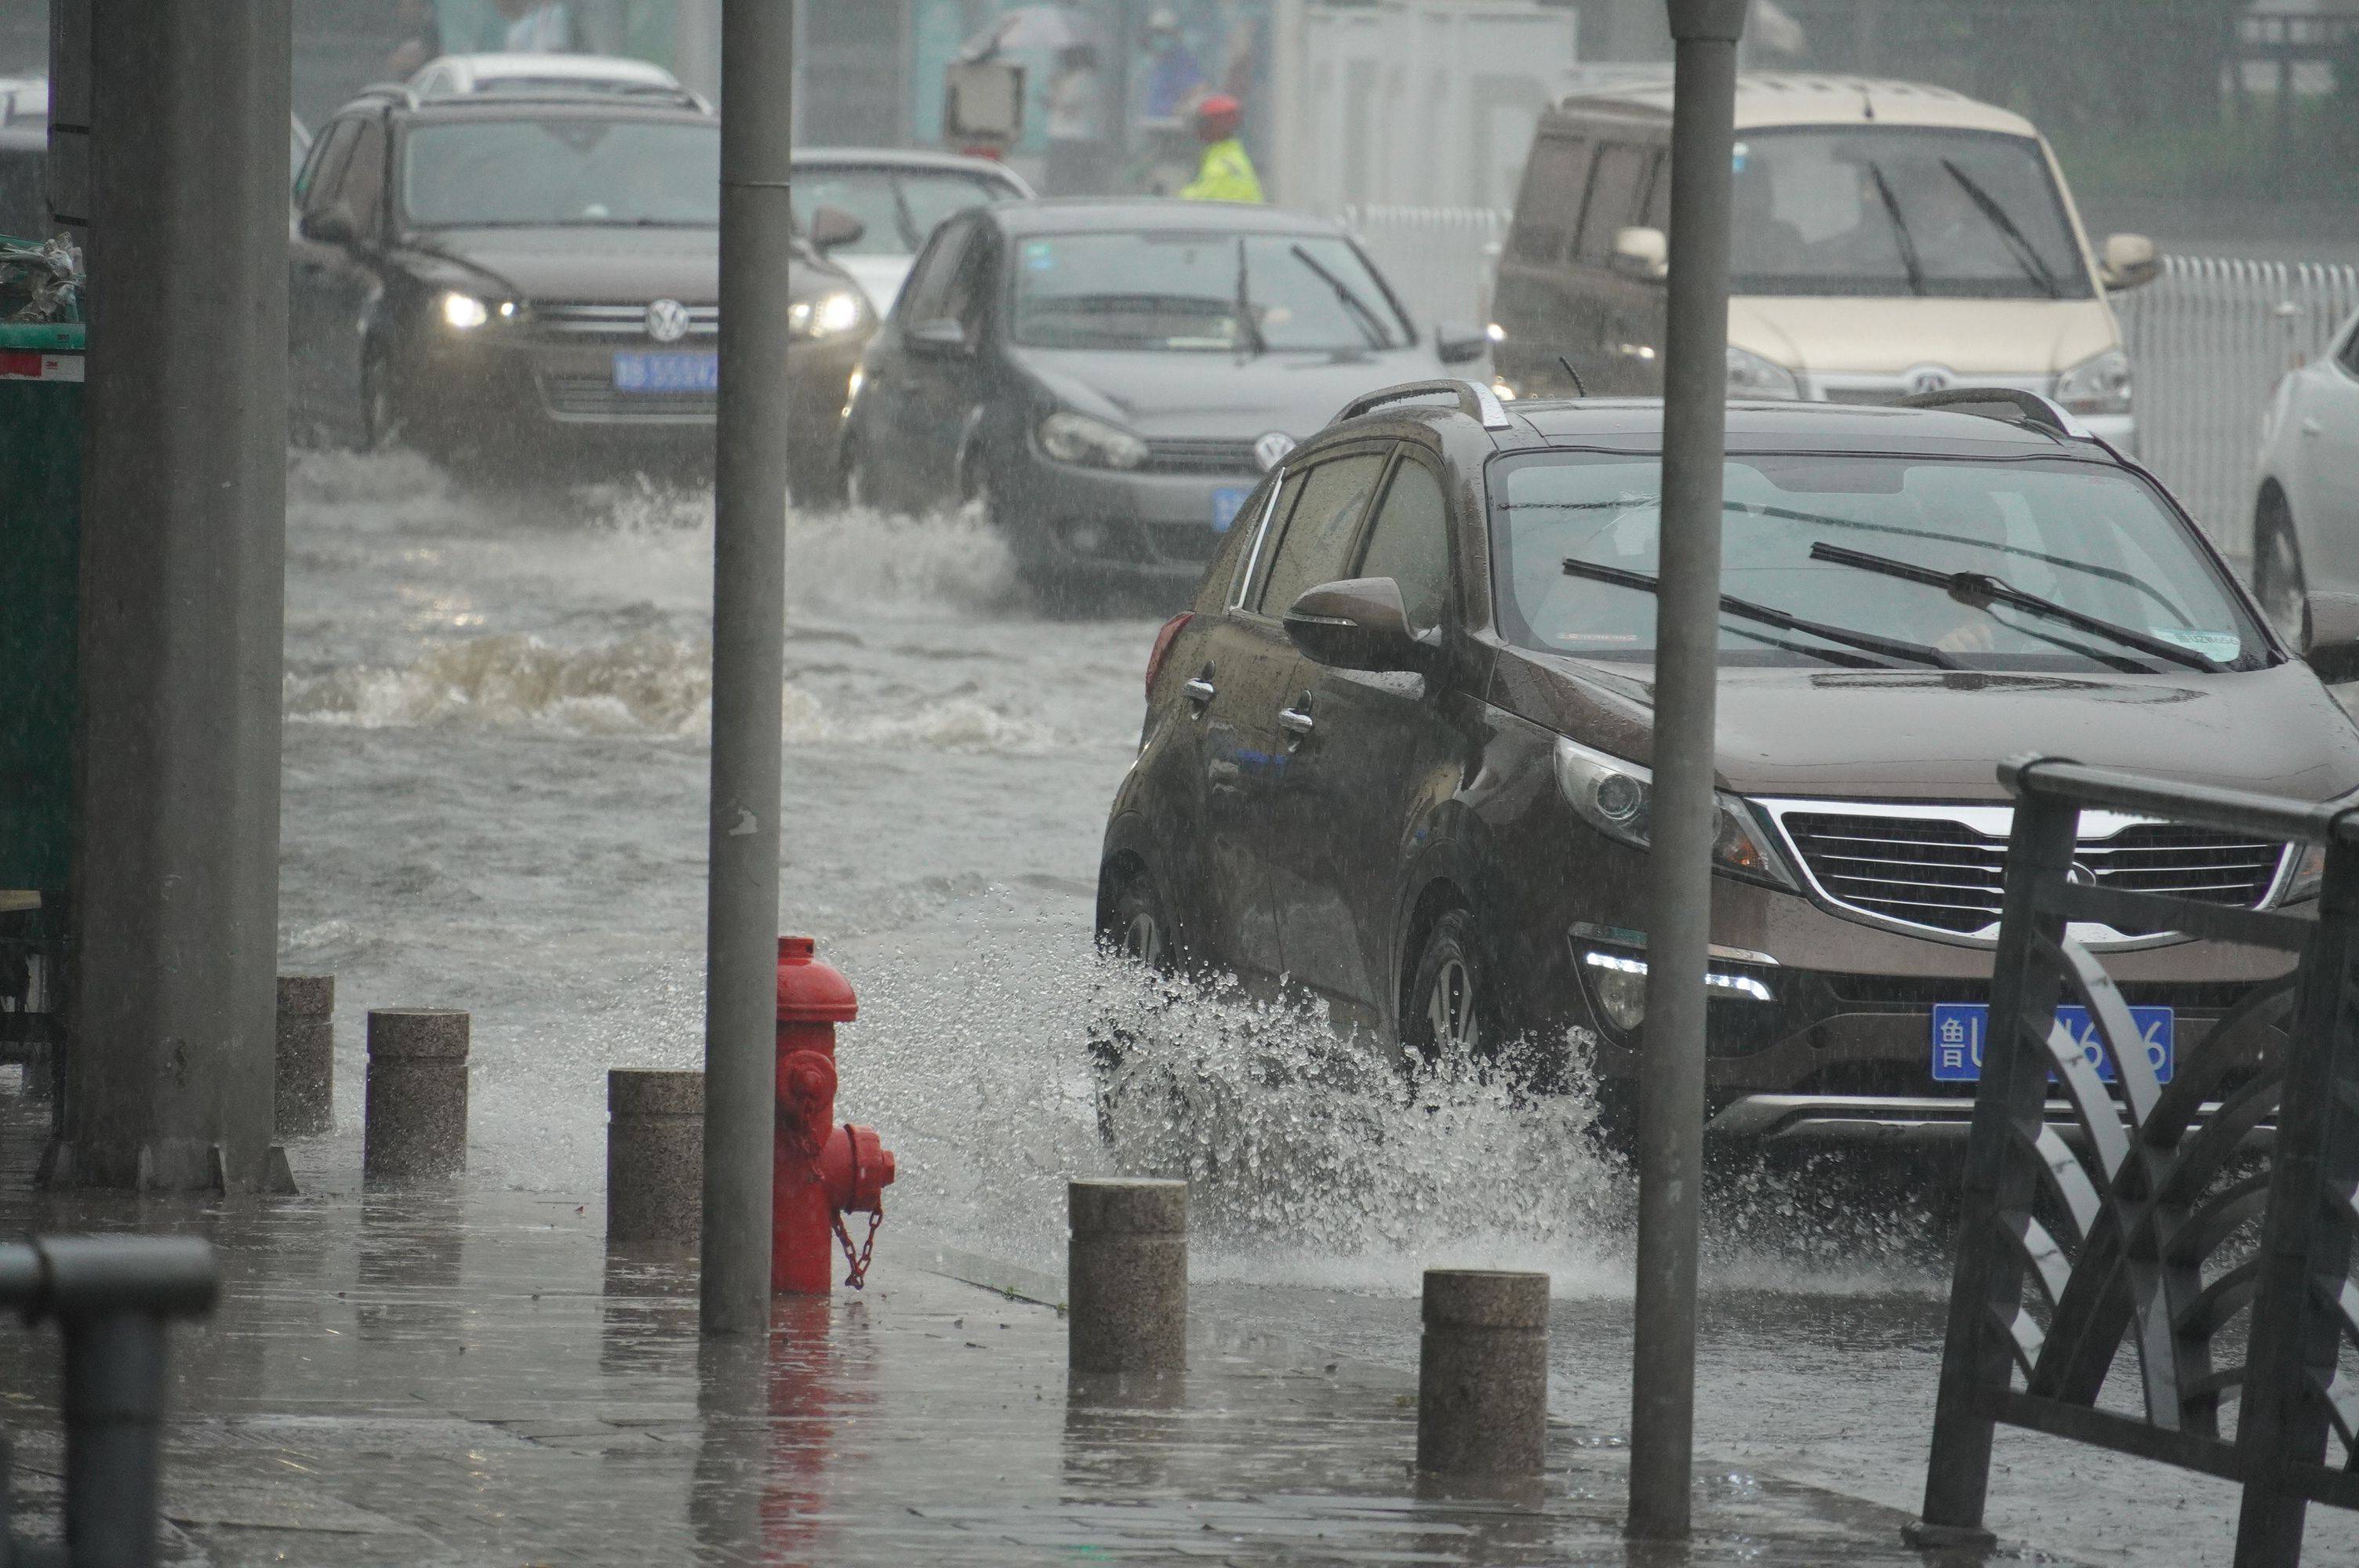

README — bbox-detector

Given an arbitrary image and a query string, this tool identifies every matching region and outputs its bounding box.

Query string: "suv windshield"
[1731,127,2090,299]
[1491,451,2266,673]
[794,167,1012,256]
[402,118,718,228]
[1009,231,1412,353]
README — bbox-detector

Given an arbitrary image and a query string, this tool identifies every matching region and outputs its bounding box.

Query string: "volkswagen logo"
[1253,431,1296,472]
[1906,365,1956,397]
[645,298,692,343]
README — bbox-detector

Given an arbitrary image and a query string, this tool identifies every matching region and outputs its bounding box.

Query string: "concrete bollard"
[606,1069,703,1244]
[274,975,335,1136]
[364,1009,469,1182]
[1067,1178,1187,1374]
[1416,1269,1550,1478]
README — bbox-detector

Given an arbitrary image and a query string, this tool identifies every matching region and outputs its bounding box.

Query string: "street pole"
[54,0,290,1192]
[700,0,795,1336]
[1627,0,1745,1541]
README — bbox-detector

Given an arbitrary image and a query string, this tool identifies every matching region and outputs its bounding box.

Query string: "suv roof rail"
[1335,378,1514,431]
[1893,386,2092,442]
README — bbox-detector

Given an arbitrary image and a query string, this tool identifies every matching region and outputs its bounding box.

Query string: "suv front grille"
[1142,438,1260,476]
[1776,809,2287,937]
[532,302,718,340]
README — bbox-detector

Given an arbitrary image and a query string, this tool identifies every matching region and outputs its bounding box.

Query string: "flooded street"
[274,455,2353,1568]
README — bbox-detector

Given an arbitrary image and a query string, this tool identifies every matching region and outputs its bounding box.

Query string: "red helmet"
[1195,93,1243,142]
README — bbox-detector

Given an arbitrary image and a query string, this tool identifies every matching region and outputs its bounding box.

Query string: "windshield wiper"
[1939,158,2063,299]
[1233,238,1267,358]
[1562,557,1961,670]
[1807,540,2216,670]
[1288,241,1391,350]
[1863,161,1926,297]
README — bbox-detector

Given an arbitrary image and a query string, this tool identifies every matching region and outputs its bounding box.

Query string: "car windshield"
[1490,451,2267,673]
[793,167,1013,256]
[1009,231,1412,353]
[1731,127,2091,299]
[401,119,718,228]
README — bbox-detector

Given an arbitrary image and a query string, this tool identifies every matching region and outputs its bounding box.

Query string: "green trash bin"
[0,313,82,1076]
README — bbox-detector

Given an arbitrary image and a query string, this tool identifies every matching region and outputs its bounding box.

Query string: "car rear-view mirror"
[2304,591,2359,684]
[2100,233,2160,292]
[1435,320,1488,365]
[1284,577,1432,673]
[1611,225,1669,282]
[809,203,866,252]
[298,205,357,245]
[907,318,968,353]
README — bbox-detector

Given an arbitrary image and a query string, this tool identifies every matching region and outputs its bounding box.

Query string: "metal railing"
[1913,756,2358,1566]
[1339,204,1509,332]
[2117,255,2359,557]
[0,1236,218,1568]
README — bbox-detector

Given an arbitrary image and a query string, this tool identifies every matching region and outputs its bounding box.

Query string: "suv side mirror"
[1284,577,1432,673]
[1611,226,1669,281]
[809,203,866,252]
[2304,591,2359,684]
[2100,233,2161,292]
[299,205,357,245]
[907,318,969,353]
[1434,319,1488,365]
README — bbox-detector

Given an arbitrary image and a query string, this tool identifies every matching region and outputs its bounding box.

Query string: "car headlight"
[790,289,869,339]
[2056,348,2132,417]
[1037,411,1148,470]
[1726,345,1802,400]
[1554,735,1798,889]
[440,291,491,331]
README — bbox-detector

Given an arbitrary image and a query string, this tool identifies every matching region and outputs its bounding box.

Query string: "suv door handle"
[1277,704,1315,736]
[1183,677,1216,705]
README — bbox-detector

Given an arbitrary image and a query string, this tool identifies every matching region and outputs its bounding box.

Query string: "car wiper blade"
[1562,557,1960,670]
[1863,161,1926,297]
[1233,238,1267,358]
[1807,540,2216,670]
[1939,158,2063,299]
[1288,241,1390,349]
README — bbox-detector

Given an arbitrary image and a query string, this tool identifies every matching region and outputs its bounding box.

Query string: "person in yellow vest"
[1179,95,1262,203]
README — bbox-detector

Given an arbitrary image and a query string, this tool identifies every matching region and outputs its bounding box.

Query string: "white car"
[408,53,697,105]
[791,150,1033,314]
[2253,307,2359,646]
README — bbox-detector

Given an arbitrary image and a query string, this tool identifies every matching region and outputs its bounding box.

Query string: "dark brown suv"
[1096,381,2359,1145]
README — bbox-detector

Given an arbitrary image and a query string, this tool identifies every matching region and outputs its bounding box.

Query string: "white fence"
[1337,207,2359,561]
[2117,256,2359,557]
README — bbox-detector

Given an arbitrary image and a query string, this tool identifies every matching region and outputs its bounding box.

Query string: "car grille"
[531,302,718,340]
[1777,810,2288,936]
[1141,437,1261,476]
[540,372,715,420]
[1822,387,1902,407]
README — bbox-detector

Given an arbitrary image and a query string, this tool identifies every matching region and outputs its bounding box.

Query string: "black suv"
[1096,381,2359,1145]
[289,83,874,488]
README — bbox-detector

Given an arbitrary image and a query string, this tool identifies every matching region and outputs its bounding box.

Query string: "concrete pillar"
[364,1011,467,1182]
[1416,1269,1549,1478]
[274,975,334,1137]
[53,0,291,1190]
[1067,1179,1187,1375]
[608,1069,704,1244]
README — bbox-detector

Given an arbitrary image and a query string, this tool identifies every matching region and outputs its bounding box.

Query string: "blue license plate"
[612,350,718,394]
[1930,1003,2174,1084]
[1211,486,1249,532]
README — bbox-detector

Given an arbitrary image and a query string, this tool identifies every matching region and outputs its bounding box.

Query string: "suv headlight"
[1038,411,1148,470]
[2056,348,2132,416]
[1726,345,1802,401]
[790,289,869,339]
[441,290,491,330]
[1554,735,1798,890]
[2281,843,2325,905]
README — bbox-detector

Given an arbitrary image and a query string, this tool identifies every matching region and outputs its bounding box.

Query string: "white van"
[1488,74,2155,448]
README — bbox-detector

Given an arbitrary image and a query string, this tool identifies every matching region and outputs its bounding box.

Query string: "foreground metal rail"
[1914,757,2357,1565]
[0,1236,218,1568]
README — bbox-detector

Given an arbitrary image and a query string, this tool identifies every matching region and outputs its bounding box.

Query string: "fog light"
[1065,521,1105,554]
[1583,950,1649,1031]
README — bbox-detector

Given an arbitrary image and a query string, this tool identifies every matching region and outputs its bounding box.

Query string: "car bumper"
[1002,453,1262,581]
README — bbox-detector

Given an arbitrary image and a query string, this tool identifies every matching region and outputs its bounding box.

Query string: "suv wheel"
[2254,489,2310,649]
[359,344,402,453]
[1403,906,1499,1069]
[1090,859,1180,1143]
[1103,862,1173,971]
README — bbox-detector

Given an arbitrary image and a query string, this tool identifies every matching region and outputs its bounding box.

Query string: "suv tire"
[2254,488,2310,649]
[1402,906,1501,1071]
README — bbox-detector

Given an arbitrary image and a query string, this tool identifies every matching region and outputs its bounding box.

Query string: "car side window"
[1577,143,1652,263]
[1354,455,1452,632]
[299,118,358,217]
[1507,135,1591,263]
[940,227,995,338]
[900,220,972,325]
[1231,467,1307,611]
[1255,452,1387,616]
[2339,324,2359,379]
[340,119,387,241]
[1640,147,1670,230]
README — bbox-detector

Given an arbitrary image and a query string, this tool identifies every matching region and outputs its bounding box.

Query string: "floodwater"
[277,453,2354,1568]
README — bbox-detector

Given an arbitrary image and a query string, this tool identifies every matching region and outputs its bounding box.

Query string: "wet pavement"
[0,1090,2032,1568]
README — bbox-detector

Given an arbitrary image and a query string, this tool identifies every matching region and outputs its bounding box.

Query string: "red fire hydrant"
[773,935,896,1294]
